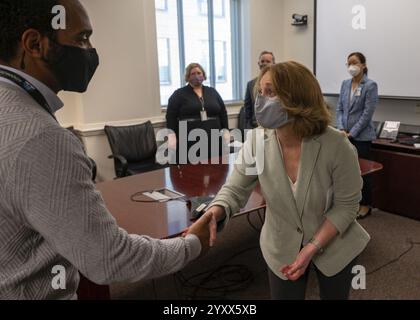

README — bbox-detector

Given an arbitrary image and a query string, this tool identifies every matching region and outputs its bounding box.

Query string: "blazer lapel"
[267,132,303,229]
[295,137,321,219]
[349,95,357,111]
[348,81,358,112]
[348,76,367,112]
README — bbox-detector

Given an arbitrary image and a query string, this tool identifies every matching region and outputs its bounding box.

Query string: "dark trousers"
[350,139,372,206]
[268,256,358,300]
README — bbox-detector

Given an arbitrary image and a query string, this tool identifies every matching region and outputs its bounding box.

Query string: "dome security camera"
[292,14,308,26]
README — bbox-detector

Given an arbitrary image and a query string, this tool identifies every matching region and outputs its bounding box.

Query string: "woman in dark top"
[166,63,230,164]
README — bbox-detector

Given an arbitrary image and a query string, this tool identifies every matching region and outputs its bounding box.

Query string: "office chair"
[66,127,97,182]
[104,121,168,178]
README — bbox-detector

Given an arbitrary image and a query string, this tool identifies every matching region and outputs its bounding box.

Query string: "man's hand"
[186,212,212,255]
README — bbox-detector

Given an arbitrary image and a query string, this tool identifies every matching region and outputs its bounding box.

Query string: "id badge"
[200,110,208,121]
[355,87,362,97]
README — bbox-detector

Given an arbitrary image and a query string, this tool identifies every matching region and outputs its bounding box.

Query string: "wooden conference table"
[77,154,383,299]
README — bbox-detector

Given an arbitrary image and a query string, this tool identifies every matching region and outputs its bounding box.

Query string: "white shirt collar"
[0,65,64,114]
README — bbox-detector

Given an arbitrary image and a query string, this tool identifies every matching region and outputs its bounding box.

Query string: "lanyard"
[0,67,57,122]
[199,96,205,111]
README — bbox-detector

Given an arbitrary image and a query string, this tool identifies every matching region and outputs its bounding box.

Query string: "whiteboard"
[315,0,420,99]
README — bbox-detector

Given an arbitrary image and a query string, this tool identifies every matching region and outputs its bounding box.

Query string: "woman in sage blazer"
[195,62,370,300]
[336,52,379,219]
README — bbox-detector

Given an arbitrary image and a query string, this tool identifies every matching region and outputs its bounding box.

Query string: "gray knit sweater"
[0,82,200,300]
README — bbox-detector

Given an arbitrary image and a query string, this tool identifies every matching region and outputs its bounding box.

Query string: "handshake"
[182,205,226,255]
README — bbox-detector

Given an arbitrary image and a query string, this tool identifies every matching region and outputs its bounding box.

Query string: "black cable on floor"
[367,239,420,275]
[174,246,261,300]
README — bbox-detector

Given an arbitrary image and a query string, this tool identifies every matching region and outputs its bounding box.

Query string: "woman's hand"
[183,205,226,247]
[281,244,318,281]
[204,205,226,247]
[341,130,352,139]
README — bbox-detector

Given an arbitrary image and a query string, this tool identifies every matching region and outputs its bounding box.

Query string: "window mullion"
[207,0,216,88]
[231,0,241,100]
[177,0,186,86]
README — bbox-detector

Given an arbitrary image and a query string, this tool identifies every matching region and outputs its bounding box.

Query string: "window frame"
[155,0,242,106]
[155,0,169,11]
[198,0,225,17]
[215,40,227,83]
[157,38,172,86]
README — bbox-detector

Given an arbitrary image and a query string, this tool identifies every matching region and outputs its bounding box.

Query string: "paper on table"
[143,191,171,201]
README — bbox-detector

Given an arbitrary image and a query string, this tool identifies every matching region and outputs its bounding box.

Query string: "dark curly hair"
[0,0,58,62]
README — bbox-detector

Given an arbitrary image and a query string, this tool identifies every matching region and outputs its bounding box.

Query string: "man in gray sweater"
[0,0,211,299]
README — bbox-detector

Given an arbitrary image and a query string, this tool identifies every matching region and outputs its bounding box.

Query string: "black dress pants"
[268,256,359,300]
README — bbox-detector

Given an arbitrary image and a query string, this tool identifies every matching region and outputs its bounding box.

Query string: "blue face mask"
[255,94,293,129]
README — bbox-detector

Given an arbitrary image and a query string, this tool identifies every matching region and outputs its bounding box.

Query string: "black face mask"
[43,40,99,93]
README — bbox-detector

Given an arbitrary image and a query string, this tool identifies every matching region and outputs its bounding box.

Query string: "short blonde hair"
[257,61,331,138]
[184,63,207,83]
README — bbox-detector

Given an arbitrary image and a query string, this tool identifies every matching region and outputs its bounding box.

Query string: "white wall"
[282,0,314,69]
[56,91,83,126]
[247,0,284,79]
[57,0,162,128]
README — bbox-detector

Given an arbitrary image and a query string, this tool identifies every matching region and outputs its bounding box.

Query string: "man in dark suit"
[244,51,275,128]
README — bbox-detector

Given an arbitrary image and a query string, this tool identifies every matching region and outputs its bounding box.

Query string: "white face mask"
[348,65,361,77]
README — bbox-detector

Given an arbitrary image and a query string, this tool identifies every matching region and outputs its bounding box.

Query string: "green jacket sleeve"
[324,135,363,235]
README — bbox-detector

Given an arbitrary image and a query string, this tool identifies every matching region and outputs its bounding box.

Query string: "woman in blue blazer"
[336,52,379,219]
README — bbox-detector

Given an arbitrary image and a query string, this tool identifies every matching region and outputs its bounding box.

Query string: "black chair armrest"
[108,154,129,178]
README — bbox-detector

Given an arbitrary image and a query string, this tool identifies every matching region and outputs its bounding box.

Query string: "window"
[155,0,241,105]
[213,0,226,17]
[198,0,207,15]
[158,38,171,85]
[198,0,225,17]
[215,41,227,83]
[155,0,168,11]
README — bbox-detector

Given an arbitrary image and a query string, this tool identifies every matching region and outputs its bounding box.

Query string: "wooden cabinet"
[372,140,420,221]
